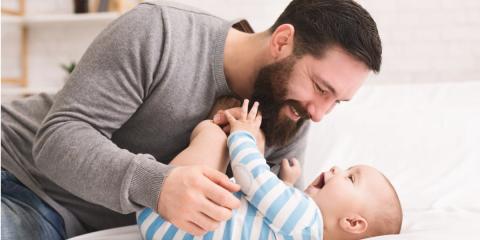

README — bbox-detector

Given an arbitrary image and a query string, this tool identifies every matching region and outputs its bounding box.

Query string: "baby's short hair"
[367,173,403,237]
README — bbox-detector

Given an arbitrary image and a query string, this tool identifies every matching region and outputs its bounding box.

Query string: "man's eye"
[319,88,327,95]
[314,83,326,95]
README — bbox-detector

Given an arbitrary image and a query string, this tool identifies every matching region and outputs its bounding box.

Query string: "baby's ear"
[339,214,368,234]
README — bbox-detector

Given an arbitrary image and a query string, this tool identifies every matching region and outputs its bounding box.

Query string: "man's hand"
[209,96,241,134]
[208,96,241,120]
[212,108,241,134]
[279,158,302,186]
[157,165,241,236]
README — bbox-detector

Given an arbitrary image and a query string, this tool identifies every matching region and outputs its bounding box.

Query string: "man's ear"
[269,24,295,60]
[339,215,368,234]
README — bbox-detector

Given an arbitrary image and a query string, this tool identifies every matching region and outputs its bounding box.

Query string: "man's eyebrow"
[316,77,351,102]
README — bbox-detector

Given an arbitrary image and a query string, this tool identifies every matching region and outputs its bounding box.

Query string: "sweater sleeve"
[32,3,172,213]
[227,131,322,238]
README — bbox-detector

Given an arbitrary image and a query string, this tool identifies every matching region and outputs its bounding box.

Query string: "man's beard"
[251,55,309,147]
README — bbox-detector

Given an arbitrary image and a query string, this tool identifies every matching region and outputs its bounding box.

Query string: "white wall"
[2,0,480,100]
[358,0,480,84]
[178,0,480,84]
[1,0,115,95]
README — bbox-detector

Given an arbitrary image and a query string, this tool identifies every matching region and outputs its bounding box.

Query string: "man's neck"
[223,28,270,99]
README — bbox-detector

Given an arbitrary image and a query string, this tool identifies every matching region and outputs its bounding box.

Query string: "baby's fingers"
[255,114,262,129]
[289,158,299,167]
[224,110,237,125]
[247,101,259,120]
[281,158,291,169]
[241,99,249,120]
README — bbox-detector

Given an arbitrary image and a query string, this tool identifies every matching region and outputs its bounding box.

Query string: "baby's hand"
[224,99,262,140]
[279,158,302,186]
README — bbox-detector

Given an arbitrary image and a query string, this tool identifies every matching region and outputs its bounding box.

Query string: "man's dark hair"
[270,0,382,72]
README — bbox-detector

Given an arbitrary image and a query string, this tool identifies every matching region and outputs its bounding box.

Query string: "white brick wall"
[2,0,480,94]
[179,0,480,84]
[357,0,480,83]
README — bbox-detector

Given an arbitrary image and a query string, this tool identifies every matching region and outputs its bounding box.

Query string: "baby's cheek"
[324,185,347,200]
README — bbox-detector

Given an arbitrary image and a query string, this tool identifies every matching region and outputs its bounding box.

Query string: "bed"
[71,80,480,239]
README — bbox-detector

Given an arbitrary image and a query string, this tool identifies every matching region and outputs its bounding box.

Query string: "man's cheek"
[278,105,289,117]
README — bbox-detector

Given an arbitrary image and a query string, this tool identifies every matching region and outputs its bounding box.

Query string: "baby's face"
[305,165,390,219]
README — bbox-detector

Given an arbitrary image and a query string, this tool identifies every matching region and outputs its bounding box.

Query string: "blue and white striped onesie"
[137,131,323,240]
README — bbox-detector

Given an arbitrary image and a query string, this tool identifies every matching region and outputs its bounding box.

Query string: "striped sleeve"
[227,131,323,239]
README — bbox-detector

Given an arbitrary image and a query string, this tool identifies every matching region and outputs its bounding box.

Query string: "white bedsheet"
[303,80,480,239]
[71,81,480,239]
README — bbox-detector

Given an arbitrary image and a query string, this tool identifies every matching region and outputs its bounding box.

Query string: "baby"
[137,100,402,240]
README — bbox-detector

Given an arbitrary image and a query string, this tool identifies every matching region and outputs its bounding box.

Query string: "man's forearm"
[33,121,173,213]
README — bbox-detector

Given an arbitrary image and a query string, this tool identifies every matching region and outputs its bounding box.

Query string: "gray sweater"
[1,1,309,238]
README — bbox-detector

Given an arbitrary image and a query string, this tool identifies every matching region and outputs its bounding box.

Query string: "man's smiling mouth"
[285,101,308,122]
[288,105,301,121]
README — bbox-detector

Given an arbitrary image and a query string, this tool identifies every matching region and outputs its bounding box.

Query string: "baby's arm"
[169,120,229,173]
[137,121,233,239]
[224,100,322,238]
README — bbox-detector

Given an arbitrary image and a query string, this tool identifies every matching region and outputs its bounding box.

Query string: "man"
[1,0,381,239]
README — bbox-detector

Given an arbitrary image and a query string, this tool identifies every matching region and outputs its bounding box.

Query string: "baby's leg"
[169,120,229,173]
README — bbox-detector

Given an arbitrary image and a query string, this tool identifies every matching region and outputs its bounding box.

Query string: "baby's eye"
[348,175,354,183]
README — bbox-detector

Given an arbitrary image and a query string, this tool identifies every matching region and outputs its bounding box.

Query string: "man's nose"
[307,104,323,122]
[307,99,336,122]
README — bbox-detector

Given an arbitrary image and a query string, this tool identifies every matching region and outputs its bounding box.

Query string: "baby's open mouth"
[314,172,326,189]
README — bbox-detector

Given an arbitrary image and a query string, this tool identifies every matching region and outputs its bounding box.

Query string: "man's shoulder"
[142,0,222,19]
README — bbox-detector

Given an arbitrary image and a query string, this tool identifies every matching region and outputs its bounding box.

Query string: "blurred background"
[2,0,480,103]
